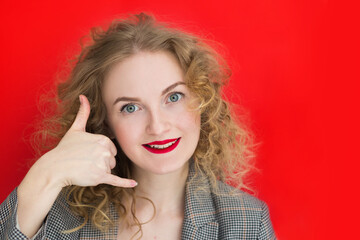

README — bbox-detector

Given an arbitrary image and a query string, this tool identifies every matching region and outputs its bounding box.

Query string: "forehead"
[102,51,184,101]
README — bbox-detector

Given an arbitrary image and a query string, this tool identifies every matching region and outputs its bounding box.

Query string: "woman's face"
[102,51,201,175]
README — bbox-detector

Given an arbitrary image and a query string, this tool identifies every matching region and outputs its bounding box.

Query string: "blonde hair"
[33,12,256,239]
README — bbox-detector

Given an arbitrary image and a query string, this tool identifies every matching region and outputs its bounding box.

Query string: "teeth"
[149,139,177,149]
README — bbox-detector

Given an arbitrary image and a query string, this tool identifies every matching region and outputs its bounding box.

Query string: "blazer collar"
[181,162,219,239]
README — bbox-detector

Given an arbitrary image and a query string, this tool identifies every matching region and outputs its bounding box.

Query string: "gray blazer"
[0,168,276,239]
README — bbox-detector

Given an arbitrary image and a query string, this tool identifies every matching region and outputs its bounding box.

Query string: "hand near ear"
[17,95,136,238]
[46,95,137,188]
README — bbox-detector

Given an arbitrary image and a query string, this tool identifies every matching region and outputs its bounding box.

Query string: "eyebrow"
[112,81,185,106]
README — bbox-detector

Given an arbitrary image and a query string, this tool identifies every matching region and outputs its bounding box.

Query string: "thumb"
[70,95,91,131]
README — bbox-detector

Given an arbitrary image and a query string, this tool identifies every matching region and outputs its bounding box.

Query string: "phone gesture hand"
[40,95,137,189]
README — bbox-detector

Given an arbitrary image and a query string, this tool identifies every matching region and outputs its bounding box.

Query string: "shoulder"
[212,181,265,211]
[211,181,276,239]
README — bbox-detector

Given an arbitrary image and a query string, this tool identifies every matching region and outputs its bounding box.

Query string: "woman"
[0,13,275,239]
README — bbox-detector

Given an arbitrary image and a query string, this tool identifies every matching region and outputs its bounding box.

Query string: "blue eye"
[121,104,139,113]
[168,93,183,103]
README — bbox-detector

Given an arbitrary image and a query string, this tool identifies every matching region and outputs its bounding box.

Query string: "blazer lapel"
[181,165,219,240]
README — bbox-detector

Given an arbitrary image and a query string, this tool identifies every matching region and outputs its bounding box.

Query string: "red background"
[1,1,358,239]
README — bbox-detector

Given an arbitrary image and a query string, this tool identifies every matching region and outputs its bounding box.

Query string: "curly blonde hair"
[33,12,256,239]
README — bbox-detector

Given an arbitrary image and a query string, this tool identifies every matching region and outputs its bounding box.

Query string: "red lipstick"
[142,137,181,154]
[144,138,178,145]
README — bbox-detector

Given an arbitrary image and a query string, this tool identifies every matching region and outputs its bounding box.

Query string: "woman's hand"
[37,95,137,189]
[17,95,136,238]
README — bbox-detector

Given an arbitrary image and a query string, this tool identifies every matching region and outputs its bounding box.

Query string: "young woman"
[0,13,275,239]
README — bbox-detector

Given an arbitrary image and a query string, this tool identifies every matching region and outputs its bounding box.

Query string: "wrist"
[19,155,64,197]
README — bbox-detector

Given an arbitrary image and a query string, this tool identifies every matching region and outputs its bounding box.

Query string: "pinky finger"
[101,174,138,188]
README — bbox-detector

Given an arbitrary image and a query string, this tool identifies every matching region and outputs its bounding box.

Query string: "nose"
[146,107,171,136]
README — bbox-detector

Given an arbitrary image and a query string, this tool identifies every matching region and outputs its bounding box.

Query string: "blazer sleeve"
[257,201,277,240]
[0,188,47,240]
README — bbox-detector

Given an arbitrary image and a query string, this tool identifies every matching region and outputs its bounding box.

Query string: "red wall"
[1,1,357,239]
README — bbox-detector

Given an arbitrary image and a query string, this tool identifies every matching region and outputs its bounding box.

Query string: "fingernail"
[131,180,138,187]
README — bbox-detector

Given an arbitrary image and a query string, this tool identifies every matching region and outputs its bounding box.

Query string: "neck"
[131,162,189,214]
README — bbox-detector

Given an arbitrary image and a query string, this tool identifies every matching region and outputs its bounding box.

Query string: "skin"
[16,50,201,239]
[103,51,201,238]
[103,50,201,176]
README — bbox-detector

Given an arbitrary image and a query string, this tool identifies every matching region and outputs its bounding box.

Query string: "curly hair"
[33,12,256,239]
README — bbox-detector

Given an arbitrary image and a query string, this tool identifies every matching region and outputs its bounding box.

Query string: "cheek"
[172,100,200,125]
[179,110,201,133]
[112,117,144,148]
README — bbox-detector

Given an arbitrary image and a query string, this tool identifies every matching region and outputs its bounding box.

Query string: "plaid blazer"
[1,168,276,239]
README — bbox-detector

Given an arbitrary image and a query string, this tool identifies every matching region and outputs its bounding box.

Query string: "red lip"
[142,137,181,154]
[144,138,179,145]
